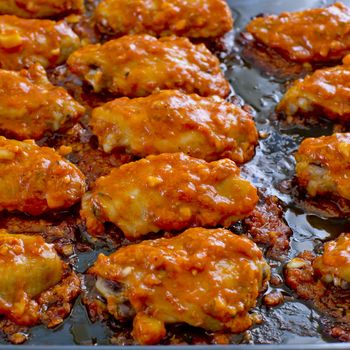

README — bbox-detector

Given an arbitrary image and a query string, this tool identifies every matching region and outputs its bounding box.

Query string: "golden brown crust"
[67,34,230,97]
[95,0,233,38]
[80,153,258,239]
[0,15,80,70]
[0,64,84,140]
[0,137,86,215]
[89,227,270,344]
[90,90,257,163]
[246,2,350,63]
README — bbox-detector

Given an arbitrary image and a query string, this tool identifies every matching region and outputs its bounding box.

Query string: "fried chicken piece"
[89,227,270,344]
[94,0,233,38]
[0,0,84,18]
[0,15,80,70]
[0,137,86,215]
[67,34,230,97]
[295,133,350,200]
[81,153,258,239]
[277,55,350,121]
[90,90,257,163]
[246,2,350,63]
[0,230,64,325]
[0,64,84,140]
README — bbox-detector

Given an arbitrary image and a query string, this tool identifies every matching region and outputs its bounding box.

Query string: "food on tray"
[67,34,230,97]
[0,0,84,18]
[94,0,233,38]
[0,137,86,215]
[0,15,80,70]
[0,64,84,140]
[295,133,350,200]
[90,90,257,163]
[89,227,270,344]
[246,2,350,63]
[81,152,258,238]
[277,55,350,121]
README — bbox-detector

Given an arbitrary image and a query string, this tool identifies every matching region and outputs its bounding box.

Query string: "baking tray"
[2,0,350,348]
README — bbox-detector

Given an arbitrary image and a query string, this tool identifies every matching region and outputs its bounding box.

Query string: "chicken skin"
[94,0,233,39]
[90,90,258,163]
[0,15,80,70]
[0,137,86,215]
[0,230,64,325]
[295,133,350,200]
[67,34,230,97]
[81,153,258,239]
[246,2,350,63]
[89,228,270,345]
[277,55,350,122]
[0,0,84,18]
[0,64,84,140]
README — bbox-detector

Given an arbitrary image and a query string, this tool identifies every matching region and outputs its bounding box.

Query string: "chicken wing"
[81,153,258,239]
[295,133,350,200]
[67,34,230,97]
[246,2,350,63]
[0,64,84,140]
[0,0,84,18]
[0,137,86,215]
[90,90,257,163]
[0,15,80,70]
[89,227,270,345]
[94,0,233,38]
[277,55,350,122]
[0,230,64,325]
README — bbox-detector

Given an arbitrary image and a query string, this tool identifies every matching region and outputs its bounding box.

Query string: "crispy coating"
[81,153,258,239]
[0,0,84,18]
[277,55,350,122]
[89,228,270,344]
[295,133,350,200]
[0,15,80,70]
[0,64,84,140]
[313,233,350,286]
[94,0,233,38]
[0,230,64,325]
[67,34,230,97]
[90,90,257,163]
[246,2,350,63]
[0,137,86,215]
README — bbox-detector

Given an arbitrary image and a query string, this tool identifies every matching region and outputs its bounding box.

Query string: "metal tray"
[3,0,350,348]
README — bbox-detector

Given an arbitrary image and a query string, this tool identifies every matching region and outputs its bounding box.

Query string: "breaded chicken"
[81,153,258,239]
[90,90,257,163]
[277,55,350,122]
[0,15,80,70]
[95,0,233,38]
[89,228,270,344]
[67,34,230,97]
[246,2,350,63]
[0,64,84,140]
[0,0,84,18]
[0,137,86,215]
[295,133,350,200]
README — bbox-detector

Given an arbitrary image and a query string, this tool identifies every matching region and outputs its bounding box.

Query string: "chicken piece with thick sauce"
[0,137,86,215]
[67,34,230,97]
[89,227,270,345]
[246,2,350,63]
[0,64,84,140]
[0,15,80,70]
[0,0,84,18]
[95,0,233,38]
[277,55,350,122]
[295,133,350,201]
[81,153,258,239]
[90,90,257,163]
